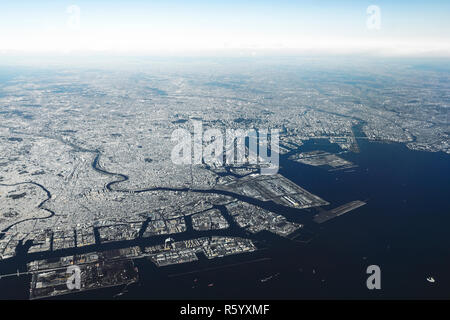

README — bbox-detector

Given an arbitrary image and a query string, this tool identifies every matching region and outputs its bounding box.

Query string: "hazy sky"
[1,0,449,56]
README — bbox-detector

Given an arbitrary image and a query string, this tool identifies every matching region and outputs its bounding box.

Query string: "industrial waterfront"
[1,137,448,299]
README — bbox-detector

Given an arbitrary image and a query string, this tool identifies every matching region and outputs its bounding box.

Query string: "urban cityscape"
[0,0,449,305]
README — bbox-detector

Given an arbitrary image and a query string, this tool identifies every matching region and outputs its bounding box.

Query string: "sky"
[0,0,449,57]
